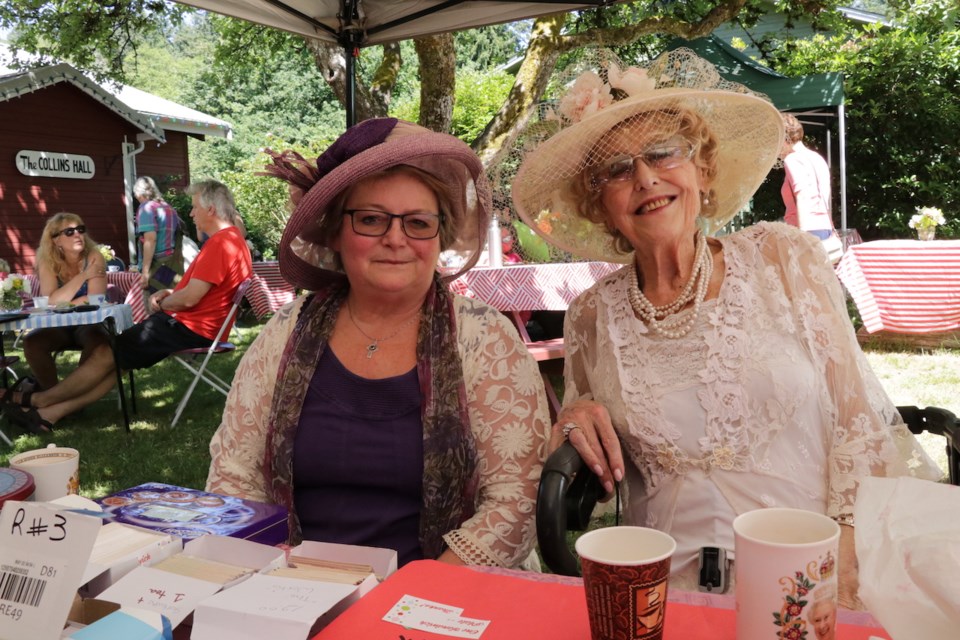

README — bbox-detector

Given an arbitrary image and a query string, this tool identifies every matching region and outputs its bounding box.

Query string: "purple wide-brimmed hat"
[266,118,491,291]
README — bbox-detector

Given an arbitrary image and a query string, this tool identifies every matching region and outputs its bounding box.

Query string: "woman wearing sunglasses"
[22,213,109,391]
[206,118,550,570]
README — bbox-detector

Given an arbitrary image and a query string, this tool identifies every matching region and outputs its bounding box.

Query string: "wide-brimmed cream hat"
[512,48,783,263]
[265,118,491,290]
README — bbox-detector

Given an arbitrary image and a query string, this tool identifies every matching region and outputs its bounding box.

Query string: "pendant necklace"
[346,300,420,359]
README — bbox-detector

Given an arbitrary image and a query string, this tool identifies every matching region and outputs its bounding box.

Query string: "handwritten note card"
[0,500,101,640]
[95,566,222,627]
[191,574,359,640]
[384,595,490,638]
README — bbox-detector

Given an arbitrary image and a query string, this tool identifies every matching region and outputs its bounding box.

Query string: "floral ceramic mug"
[733,508,840,640]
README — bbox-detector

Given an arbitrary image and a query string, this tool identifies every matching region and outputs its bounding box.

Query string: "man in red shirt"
[3,180,252,432]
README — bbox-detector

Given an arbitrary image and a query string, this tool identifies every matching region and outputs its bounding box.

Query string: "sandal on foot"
[0,377,27,405]
[2,403,54,434]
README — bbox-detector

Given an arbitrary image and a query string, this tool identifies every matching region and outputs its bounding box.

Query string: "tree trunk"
[472,14,566,170]
[415,33,455,133]
[306,39,400,124]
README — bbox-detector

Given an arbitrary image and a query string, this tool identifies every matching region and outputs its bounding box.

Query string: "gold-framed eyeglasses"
[343,210,442,239]
[591,138,696,190]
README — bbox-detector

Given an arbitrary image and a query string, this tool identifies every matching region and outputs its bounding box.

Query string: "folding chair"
[897,405,960,486]
[169,278,252,427]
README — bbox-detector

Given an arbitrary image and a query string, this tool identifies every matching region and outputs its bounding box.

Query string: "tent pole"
[345,44,357,128]
[838,103,848,234]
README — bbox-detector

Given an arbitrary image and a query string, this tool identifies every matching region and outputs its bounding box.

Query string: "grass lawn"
[1,309,265,498]
[2,314,956,499]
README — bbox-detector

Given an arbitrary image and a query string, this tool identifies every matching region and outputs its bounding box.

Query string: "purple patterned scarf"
[263,275,478,558]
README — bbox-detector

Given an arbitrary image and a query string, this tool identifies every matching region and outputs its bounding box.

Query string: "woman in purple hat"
[206,119,550,570]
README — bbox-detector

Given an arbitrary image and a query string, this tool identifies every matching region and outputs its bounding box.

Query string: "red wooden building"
[0,63,231,273]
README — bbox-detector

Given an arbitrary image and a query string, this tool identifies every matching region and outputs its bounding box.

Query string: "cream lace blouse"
[206,294,550,568]
[564,222,942,588]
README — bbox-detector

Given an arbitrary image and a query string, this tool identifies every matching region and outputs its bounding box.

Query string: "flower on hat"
[607,62,657,97]
[557,71,613,123]
[908,206,946,231]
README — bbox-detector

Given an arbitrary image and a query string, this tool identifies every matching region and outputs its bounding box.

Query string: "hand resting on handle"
[552,399,624,497]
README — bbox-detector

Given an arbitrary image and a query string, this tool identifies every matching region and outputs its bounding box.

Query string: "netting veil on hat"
[266,118,492,290]
[512,48,784,263]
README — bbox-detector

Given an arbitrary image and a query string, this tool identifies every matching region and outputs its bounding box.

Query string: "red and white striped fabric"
[836,239,960,334]
[247,261,298,320]
[449,262,622,311]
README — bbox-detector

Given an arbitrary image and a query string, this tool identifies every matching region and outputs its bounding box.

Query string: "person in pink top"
[780,114,835,236]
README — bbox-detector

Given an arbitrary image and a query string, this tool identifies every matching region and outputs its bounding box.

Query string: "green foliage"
[0,0,186,84]
[219,140,335,260]
[764,2,960,239]
[451,69,515,142]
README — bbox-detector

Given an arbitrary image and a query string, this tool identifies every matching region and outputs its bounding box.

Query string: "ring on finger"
[561,422,580,439]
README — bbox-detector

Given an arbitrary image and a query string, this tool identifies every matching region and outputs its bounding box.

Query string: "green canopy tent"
[667,35,848,232]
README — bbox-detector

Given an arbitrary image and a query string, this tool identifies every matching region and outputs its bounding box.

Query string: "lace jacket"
[564,222,941,584]
[207,293,550,568]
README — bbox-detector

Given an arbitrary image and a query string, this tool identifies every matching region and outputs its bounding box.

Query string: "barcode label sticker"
[0,501,100,640]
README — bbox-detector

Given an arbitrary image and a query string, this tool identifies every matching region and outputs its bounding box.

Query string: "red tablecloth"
[247,261,297,319]
[449,262,622,311]
[836,239,960,334]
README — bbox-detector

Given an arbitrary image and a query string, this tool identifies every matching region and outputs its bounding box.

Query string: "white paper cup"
[9,445,80,502]
[33,296,49,309]
[575,526,676,640]
[733,508,840,640]
[89,293,107,306]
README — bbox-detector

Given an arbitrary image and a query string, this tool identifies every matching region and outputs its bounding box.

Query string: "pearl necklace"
[627,232,713,339]
[346,300,420,359]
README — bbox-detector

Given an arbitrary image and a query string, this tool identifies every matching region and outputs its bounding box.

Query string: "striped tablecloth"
[22,271,148,324]
[0,304,135,333]
[247,261,298,319]
[449,262,623,311]
[836,239,960,334]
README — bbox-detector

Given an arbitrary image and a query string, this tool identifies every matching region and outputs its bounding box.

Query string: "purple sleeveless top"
[292,347,425,565]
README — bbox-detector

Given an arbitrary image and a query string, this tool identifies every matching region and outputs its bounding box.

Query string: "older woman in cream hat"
[513,49,940,603]
[206,118,549,570]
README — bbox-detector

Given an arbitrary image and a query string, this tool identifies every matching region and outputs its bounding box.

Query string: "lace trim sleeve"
[205,298,303,500]
[753,223,942,517]
[443,297,551,568]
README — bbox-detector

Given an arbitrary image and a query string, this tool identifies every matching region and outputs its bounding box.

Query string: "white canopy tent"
[173,0,630,126]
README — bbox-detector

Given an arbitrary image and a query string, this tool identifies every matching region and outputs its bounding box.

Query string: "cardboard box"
[288,541,397,596]
[95,483,288,545]
[81,523,182,597]
[191,574,359,640]
[93,535,287,628]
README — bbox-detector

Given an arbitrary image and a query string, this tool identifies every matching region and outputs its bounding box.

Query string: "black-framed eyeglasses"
[52,225,86,238]
[591,137,696,190]
[343,210,442,240]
